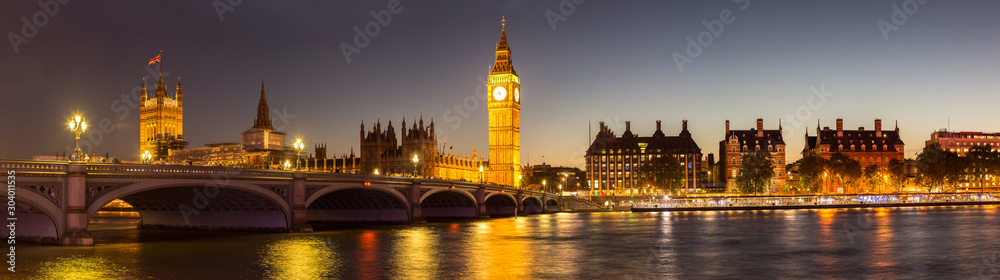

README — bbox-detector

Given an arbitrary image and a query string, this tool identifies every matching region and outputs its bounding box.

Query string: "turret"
[140,78,147,105]
[176,77,183,107]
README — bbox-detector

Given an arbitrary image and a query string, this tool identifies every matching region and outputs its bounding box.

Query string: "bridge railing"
[0,160,68,173]
[1,159,558,196]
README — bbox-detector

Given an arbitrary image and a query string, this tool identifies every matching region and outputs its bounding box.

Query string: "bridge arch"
[305,184,410,223]
[87,181,291,230]
[420,189,477,218]
[523,196,543,214]
[545,198,561,212]
[13,187,62,241]
[484,192,517,217]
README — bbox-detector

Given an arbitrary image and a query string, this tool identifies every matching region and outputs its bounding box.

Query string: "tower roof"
[252,80,274,130]
[490,17,517,75]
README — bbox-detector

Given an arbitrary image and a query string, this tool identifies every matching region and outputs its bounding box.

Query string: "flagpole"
[159,50,163,78]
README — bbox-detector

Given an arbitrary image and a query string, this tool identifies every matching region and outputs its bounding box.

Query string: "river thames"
[14,205,1000,279]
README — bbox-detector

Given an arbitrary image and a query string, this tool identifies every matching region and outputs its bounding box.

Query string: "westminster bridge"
[3,160,566,246]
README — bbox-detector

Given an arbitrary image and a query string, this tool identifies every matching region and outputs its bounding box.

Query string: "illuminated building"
[585,120,703,195]
[925,130,1000,191]
[719,118,786,193]
[487,17,522,188]
[139,75,188,160]
[926,130,1000,156]
[360,117,484,181]
[803,118,905,193]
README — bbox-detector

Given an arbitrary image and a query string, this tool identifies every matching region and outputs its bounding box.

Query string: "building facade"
[585,120,703,196]
[803,118,905,193]
[360,117,485,182]
[926,130,1000,156]
[487,18,522,188]
[719,118,787,193]
[139,75,187,160]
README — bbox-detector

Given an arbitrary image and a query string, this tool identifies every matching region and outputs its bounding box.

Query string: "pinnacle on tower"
[252,80,274,130]
[491,17,516,75]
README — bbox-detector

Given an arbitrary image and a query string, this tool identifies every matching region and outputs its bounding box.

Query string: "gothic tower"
[139,73,185,160]
[487,17,522,188]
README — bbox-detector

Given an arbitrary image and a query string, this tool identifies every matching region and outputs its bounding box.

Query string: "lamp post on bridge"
[141,150,152,165]
[293,138,304,171]
[479,165,484,184]
[68,115,87,161]
[412,154,419,178]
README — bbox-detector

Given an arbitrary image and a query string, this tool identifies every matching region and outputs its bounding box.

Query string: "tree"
[637,153,686,195]
[798,154,827,194]
[886,158,906,192]
[735,150,775,195]
[917,143,951,192]
[862,164,885,193]
[827,153,862,193]
[967,145,993,192]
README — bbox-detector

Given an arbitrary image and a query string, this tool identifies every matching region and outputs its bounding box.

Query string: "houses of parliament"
[361,18,524,186]
[147,19,525,187]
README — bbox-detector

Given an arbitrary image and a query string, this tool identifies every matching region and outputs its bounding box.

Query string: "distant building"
[523,163,585,193]
[803,118,905,193]
[360,117,485,182]
[240,82,287,167]
[925,130,1000,191]
[719,118,787,193]
[140,75,188,160]
[585,120,703,196]
[926,130,1000,156]
[171,82,290,167]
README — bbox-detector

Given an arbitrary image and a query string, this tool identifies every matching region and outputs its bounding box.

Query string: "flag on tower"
[148,53,162,65]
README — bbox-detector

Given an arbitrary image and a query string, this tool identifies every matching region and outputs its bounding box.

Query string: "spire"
[155,72,167,98]
[491,17,516,75]
[176,77,183,106]
[252,80,274,130]
[140,77,147,104]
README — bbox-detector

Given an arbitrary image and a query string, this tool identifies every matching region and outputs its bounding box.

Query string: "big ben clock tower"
[488,17,522,188]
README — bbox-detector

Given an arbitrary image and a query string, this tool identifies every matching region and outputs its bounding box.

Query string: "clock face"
[514,88,519,102]
[492,86,507,101]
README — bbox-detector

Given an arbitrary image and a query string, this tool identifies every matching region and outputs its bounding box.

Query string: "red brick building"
[803,118,905,193]
[719,118,786,193]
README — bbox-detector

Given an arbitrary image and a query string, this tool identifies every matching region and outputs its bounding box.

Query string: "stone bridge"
[2,160,561,246]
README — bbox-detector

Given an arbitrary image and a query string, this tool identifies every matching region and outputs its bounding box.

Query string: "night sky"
[2,1,998,168]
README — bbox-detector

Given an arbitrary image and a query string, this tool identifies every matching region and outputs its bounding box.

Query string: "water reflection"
[260,236,338,280]
[16,206,1000,279]
[36,256,131,280]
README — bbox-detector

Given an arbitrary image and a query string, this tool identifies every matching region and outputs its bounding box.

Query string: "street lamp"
[543,180,547,193]
[479,165,484,184]
[68,115,87,161]
[374,168,379,175]
[141,150,152,164]
[412,154,419,178]
[284,160,291,170]
[293,138,304,170]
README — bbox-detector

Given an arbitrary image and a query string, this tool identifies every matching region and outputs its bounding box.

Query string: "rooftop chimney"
[836,118,844,137]
[757,118,764,137]
[725,120,730,134]
[625,121,631,132]
[657,120,662,131]
[682,120,688,131]
[875,119,883,137]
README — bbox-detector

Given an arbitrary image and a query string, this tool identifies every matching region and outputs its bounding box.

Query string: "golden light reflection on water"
[391,227,438,280]
[36,256,130,280]
[260,236,338,280]
[465,218,534,280]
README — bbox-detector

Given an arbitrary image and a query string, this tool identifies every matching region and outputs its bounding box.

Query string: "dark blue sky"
[2,1,998,167]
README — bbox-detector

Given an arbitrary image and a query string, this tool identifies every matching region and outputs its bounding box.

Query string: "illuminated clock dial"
[492,86,507,101]
[514,88,519,102]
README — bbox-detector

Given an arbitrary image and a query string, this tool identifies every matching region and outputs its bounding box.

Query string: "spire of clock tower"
[491,17,516,76]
